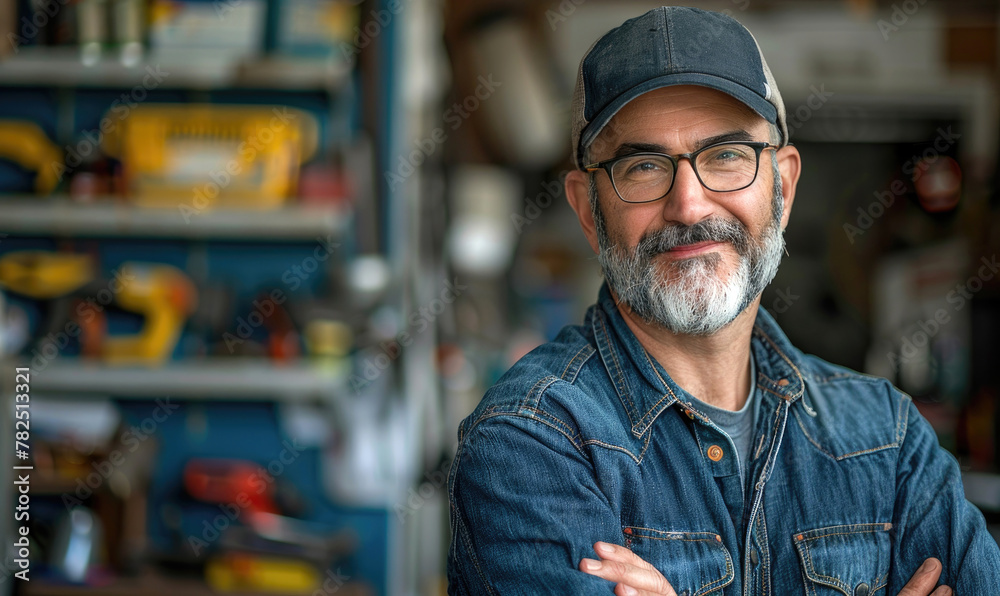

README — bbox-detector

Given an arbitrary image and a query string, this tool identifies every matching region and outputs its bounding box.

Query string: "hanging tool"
[0,121,63,194]
[0,251,94,299]
[100,262,197,364]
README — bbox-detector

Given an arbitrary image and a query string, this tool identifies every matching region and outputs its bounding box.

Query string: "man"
[447,6,1000,595]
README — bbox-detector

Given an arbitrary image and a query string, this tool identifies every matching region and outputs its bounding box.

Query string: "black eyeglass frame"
[583,141,786,204]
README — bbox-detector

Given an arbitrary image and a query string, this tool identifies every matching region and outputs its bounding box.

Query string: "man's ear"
[776,144,801,230]
[565,169,600,254]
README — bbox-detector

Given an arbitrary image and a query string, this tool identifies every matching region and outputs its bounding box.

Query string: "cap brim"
[579,73,778,164]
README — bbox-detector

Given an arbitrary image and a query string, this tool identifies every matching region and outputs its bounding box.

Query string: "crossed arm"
[448,402,996,594]
[579,541,951,596]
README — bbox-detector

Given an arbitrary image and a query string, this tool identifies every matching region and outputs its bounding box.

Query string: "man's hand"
[580,543,953,596]
[579,541,676,596]
[899,558,952,596]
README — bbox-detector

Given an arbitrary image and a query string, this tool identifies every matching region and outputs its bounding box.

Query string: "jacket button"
[749,549,759,565]
[855,583,870,596]
[777,378,790,386]
[707,445,724,461]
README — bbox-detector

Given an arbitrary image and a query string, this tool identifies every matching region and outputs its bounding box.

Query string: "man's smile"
[664,240,725,258]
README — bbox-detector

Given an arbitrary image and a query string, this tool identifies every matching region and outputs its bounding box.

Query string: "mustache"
[636,217,751,259]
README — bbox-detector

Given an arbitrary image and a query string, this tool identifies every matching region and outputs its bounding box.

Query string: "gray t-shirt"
[689,353,758,485]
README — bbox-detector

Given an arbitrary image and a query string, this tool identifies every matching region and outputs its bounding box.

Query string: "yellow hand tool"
[206,552,321,594]
[101,262,197,364]
[0,121,64,194]
[0,251,95,299]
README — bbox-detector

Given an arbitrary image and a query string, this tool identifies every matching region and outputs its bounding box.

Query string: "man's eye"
[624,159,666,176]
[706,147,751,163]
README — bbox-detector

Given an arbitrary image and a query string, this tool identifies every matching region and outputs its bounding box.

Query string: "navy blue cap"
[571,6,787,169]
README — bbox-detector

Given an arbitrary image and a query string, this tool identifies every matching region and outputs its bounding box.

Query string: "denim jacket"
[447,283,1000,595]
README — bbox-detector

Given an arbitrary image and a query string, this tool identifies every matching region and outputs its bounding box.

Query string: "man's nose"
[660,158,715,227]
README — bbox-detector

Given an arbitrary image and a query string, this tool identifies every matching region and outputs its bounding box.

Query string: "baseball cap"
[570,6,788,169]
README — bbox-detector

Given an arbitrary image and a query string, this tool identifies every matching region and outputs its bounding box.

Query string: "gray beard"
[591,165,785,336]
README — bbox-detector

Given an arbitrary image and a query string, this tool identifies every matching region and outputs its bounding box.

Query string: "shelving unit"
[0,0,431,593]
[5,357,347,402]
[22,575,372,596]
[1,196,351,241]
[0,46,352,91]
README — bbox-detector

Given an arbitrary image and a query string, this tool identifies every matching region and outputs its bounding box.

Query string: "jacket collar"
[588,282,806,437]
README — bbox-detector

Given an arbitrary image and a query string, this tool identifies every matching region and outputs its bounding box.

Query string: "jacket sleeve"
[889,395,1000,593]
[447,412,624,595]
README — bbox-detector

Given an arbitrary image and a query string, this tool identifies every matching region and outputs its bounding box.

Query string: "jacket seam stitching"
[627,535,719,543]
[759,386,793,400]
[808,373,883,385]
[792,408,839,462]
[792,408,900,461]
[519,405,580,444]
[834,443,899,459]
[470,410,585,455]
[561,343,596,383]
[449,448,497,596]
[759,506,772,596]
[801,541,845,594]
[752,325,806,400]
[522,375,559,411]
[641,348,668,393]
[582,435,649,465]
[799,526,892,541]
[596,314,638,428]
[455,511,497,596]
[895,391,911,444]
[582,438,643,464]
[636,392,677,435]
[637,349,680,434]
[697,551,734,595]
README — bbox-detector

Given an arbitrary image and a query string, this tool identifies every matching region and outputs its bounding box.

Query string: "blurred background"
[0,0,999,594]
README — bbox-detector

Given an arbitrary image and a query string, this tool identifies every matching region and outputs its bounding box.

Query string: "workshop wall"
[1,0,1000,595]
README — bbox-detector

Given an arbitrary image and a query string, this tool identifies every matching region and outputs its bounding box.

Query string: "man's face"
[586,86,788,335]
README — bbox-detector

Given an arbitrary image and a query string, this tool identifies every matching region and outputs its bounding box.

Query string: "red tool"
[183,459,280,519]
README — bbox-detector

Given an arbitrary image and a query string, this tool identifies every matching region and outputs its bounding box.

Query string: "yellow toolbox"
[101,104,318,209]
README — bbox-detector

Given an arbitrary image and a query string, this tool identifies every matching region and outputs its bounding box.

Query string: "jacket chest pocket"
[622,527,735,596]
[793,523,892,596]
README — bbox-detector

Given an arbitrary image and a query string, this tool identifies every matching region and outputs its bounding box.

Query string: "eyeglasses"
[583,141,781,204]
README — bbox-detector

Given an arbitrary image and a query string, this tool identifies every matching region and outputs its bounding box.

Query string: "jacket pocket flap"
[793,523,893,595]
[623,527,734,596]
